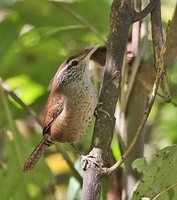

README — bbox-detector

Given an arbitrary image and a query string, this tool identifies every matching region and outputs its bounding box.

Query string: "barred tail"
[22,134,54,173]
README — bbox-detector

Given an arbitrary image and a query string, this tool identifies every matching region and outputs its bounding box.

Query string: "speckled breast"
[50,81,98,143]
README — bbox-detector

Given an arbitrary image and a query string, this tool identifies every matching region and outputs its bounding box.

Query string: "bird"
[22,46,100,172]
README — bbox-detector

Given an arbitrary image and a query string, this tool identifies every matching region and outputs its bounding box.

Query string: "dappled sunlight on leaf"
[6,74,45,105]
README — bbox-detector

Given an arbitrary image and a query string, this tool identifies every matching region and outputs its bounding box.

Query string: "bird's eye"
[71,60,79,66]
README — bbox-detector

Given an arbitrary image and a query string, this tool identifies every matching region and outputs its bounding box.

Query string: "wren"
[23,46,99,172]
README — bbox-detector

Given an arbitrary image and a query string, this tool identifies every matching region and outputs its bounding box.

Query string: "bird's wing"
[42,93,64,135]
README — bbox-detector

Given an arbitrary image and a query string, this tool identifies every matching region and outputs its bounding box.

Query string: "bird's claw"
[81,148,104,171]
[94,104,111,119]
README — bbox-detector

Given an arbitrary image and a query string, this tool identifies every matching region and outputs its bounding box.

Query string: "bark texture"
[82,1,133,199]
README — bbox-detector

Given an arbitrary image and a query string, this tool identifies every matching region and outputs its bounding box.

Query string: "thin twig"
[157,92,177,107]
[56,144,83,185]
[0,77,42,126]
[133,0,157,22]
[103,20,169,175]
[131,0,141,55]
[122,36,147,112]
[53,2,106,42]
[152,182,177,200]
[160,21,171,102]
[151,3,171,102]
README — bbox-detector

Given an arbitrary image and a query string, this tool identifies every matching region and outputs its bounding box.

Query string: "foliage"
[133,145,177,200]
[0,0,177,199]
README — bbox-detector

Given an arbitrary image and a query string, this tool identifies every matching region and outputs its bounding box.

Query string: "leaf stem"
[54,2,106,42]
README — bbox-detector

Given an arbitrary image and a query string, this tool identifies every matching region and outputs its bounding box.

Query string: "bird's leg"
[69,143,103,171]
[69,142,82,156]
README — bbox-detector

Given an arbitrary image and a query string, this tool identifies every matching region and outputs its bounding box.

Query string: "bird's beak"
[81,45,100,61]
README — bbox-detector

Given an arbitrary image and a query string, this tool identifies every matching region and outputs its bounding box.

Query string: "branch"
[82,0,134,199]
[103,14,169,175]
[137,2,177,103]
[122,36,147,112]
[157,93,177,107]
[119,1,146,195]
[133,0,157,22]
[151,0,171,102]
[82,148,103,200]
[131,0,141,56]
[165,2,177,66]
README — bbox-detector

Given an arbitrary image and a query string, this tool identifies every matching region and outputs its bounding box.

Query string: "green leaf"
[6,74,45,105]
[132,145,177,200]
[132,158,147,174]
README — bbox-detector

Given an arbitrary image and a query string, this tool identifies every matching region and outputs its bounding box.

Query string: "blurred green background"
[0,0,176,199]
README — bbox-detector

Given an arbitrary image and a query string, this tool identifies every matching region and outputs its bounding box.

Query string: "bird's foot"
[94,103,111,119]
[81,148,104,171]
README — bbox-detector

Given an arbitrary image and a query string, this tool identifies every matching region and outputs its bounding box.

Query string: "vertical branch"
[118,1,146,197]
[92,1,132,152]
[103,0,169,183]
[82,1,157,199]
[151,0,171,102]
[131,0,141,55]
[165,2,177,66]
[82,0,133,199]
